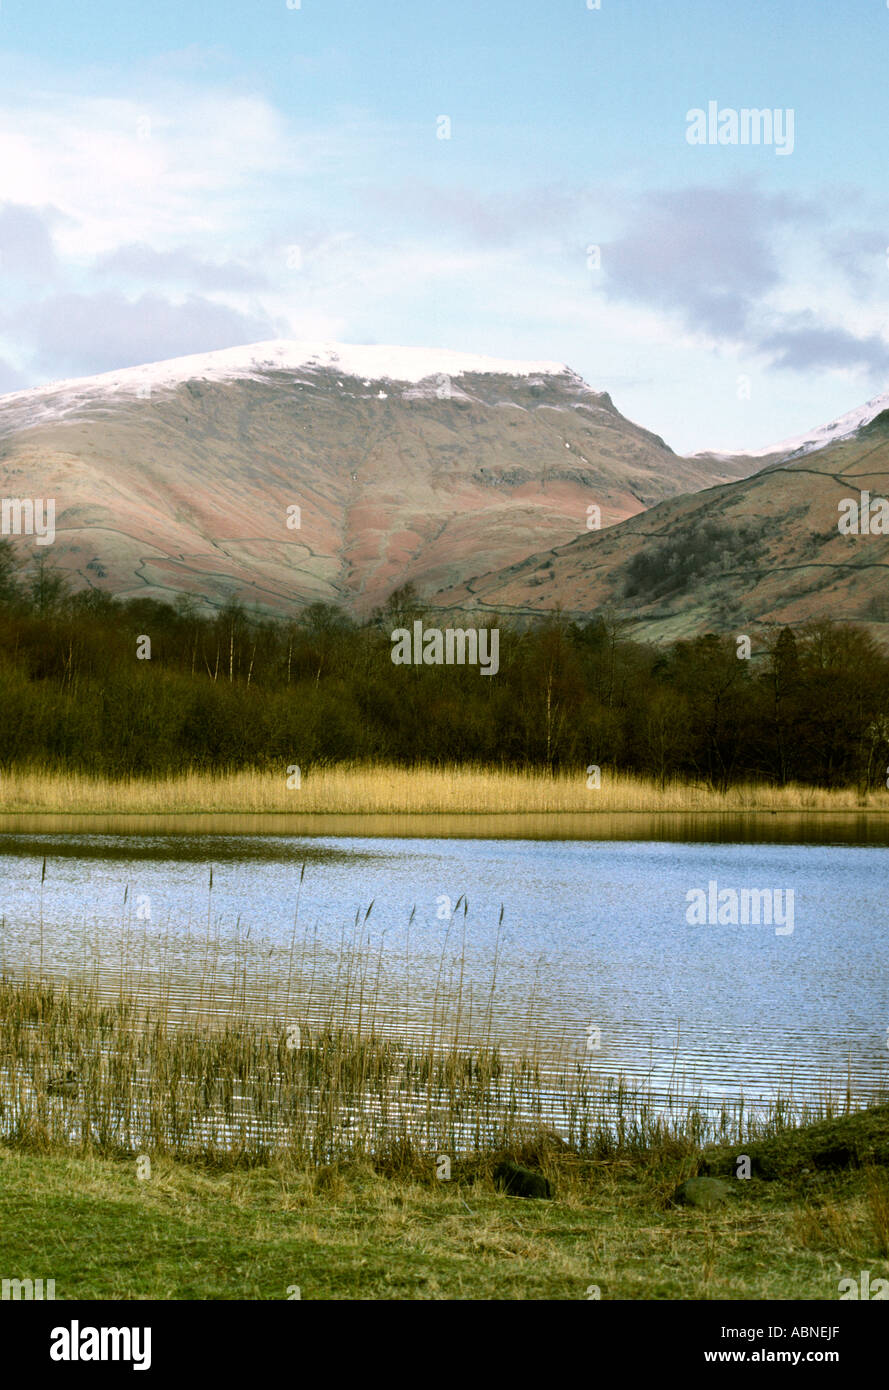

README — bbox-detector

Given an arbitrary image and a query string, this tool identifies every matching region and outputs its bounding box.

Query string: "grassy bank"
[1,764,888,815]
[2,1119,888,1299]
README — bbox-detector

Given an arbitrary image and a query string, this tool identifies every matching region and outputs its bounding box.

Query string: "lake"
[1,815,887,1116]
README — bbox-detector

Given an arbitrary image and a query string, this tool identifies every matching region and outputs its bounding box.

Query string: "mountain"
[684,389,889,486]
[740,387,889,462]
[428,405,889,643]
[0,340,755,617]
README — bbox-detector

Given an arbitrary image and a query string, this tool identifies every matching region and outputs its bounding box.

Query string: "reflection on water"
[0,828,886,1119]
[2,810,889,842]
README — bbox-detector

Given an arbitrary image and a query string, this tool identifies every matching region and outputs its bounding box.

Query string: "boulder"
[493,1161,553,1199]
[673,1176,734,1209]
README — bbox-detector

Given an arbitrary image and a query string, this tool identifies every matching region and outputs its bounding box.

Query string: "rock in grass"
[673,1176,734,1209]
[493,1161,553,1199]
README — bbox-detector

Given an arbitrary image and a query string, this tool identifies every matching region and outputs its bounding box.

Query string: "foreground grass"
[1,764,888,815]
[1,1136,887,1300]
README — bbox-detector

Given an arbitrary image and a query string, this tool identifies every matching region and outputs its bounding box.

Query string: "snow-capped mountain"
[744,388,889,461]
[0,339,755,617]
[0,340,586,431]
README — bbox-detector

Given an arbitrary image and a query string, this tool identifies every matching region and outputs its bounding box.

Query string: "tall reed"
[0,967,860,1169]
[1,764,888,816]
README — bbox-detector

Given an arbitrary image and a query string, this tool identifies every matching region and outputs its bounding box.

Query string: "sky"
[0,0,887,452]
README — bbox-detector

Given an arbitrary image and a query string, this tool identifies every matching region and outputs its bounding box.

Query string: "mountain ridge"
[0,339,757,618]
[429,417,889,644]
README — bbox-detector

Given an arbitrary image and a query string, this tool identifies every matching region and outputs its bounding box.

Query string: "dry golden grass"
[1,763,886,816]
[793,1198,858,1255]
[792,1174,889,1265]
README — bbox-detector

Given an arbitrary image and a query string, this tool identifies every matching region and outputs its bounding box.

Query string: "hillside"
[428,411,889,643]
[0,341,753,618]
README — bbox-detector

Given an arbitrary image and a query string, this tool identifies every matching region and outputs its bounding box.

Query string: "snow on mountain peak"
[744,387,889,461]
[0,340,588,432]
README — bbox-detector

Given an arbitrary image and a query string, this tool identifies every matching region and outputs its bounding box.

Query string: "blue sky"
[0,0,887,451]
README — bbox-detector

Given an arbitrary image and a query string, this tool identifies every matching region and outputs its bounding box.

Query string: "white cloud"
[0,86,342,261]
[0,59,887,451]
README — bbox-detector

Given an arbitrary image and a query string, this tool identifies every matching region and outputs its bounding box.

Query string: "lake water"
[1,818,887,1115]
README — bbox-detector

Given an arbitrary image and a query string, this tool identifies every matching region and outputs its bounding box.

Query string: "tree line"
[0,543,887,788]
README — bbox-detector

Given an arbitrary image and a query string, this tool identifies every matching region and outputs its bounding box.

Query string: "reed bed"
[1,763,887,816]
[0,968,858,1170]
[1,873,880,1167]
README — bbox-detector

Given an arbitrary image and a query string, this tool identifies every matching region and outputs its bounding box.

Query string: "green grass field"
[2,1113,887,1301]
